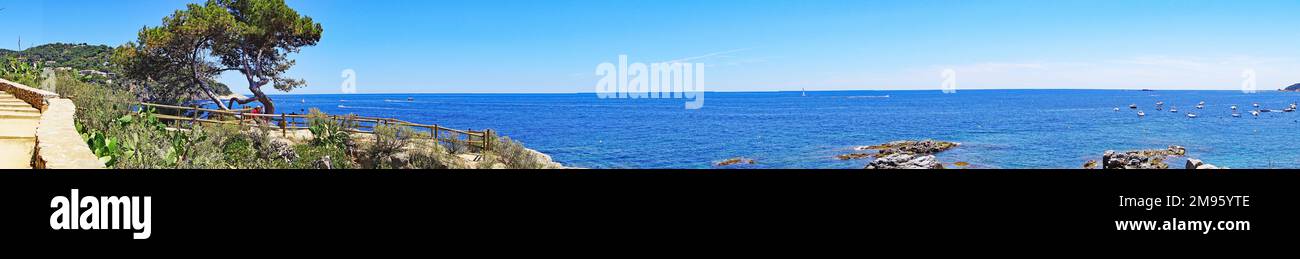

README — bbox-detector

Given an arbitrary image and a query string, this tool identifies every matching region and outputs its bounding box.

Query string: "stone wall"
[1,78,104,169]
[0,78,59,111]
[35,99,105,169]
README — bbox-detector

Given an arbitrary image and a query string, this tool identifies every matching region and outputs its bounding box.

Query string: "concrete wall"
[0,79,104,169]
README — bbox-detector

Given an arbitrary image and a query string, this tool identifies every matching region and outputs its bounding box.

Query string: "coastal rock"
[836,153,873,160]
[1167,145,1186,156]
[1185,158,1223,170]
[865,153,943,169]
[314,155,333,169]
[715,157,757,167]
[857,140,960,158]
[1083,160,1098,169]
[1101,147,1185,169]
[524,147,566,169]
[1185,158,1204,169]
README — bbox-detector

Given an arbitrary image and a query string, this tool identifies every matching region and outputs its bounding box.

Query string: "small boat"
[1231,105,1238,110]
[1186,113,1198,118]
[802,88,807,97]
[1156,101,1165,106]
[1198,101,1206,106]
[1195,104,1204,109]
[1253,103,1261,108]
[408,97,415,101]
[1114,107,1120,112]
[1137,111,1146,117]
[1129,104,1137,109]
[1252,110,1261,117]
[301,99,306,103]
[1232,113,1241,117]
[1170,107,1178,112]
[1286,107,1296,112]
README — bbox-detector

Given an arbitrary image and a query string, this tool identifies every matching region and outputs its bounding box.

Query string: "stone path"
[0,91,39,169]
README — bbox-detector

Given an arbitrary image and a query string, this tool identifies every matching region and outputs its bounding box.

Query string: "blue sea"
[253,90,1300,169]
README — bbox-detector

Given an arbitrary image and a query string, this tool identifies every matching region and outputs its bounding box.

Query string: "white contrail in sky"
[661,47,755,64]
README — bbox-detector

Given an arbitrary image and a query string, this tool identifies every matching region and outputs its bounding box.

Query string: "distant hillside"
[0,43,115,72]
[1285,83,1300,91]
[2,43,234,97]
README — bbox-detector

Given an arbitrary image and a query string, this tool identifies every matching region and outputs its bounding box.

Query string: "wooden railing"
[134,102,493,151]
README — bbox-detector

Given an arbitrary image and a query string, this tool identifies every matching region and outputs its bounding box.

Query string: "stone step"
[0,123,37,138]
[0,138,35,169]
[0,103,32,108]
[0,107,39,113]
[0,111,41,119]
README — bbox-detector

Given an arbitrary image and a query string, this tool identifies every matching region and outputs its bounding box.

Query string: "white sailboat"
[801,88,807,97]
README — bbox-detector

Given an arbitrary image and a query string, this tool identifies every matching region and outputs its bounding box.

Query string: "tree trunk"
[228,86,276,115]
[200,87,230,110]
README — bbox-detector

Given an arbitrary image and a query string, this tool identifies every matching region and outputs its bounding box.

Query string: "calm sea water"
[249,90,1300,169]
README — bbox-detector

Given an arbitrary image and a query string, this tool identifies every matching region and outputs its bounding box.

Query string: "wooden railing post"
[280,113,287,136]
[190,105,199,128]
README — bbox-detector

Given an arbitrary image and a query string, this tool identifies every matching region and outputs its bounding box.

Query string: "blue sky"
[2,0,1299,94]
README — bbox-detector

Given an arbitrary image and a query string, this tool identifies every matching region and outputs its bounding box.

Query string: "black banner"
[1,170,1294,246]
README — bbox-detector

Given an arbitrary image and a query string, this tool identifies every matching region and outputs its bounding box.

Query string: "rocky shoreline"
[715,157,757,167]
[1085,145,1223,170]
[842,140,962,169]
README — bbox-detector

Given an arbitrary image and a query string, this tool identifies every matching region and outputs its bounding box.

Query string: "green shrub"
[307,108,354,150]
[0,57,42,86]
[221,134,255,166]
[406,142,451,169]
[492,136,549,169]
[293,144,354,169]
[359,123,415,169]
